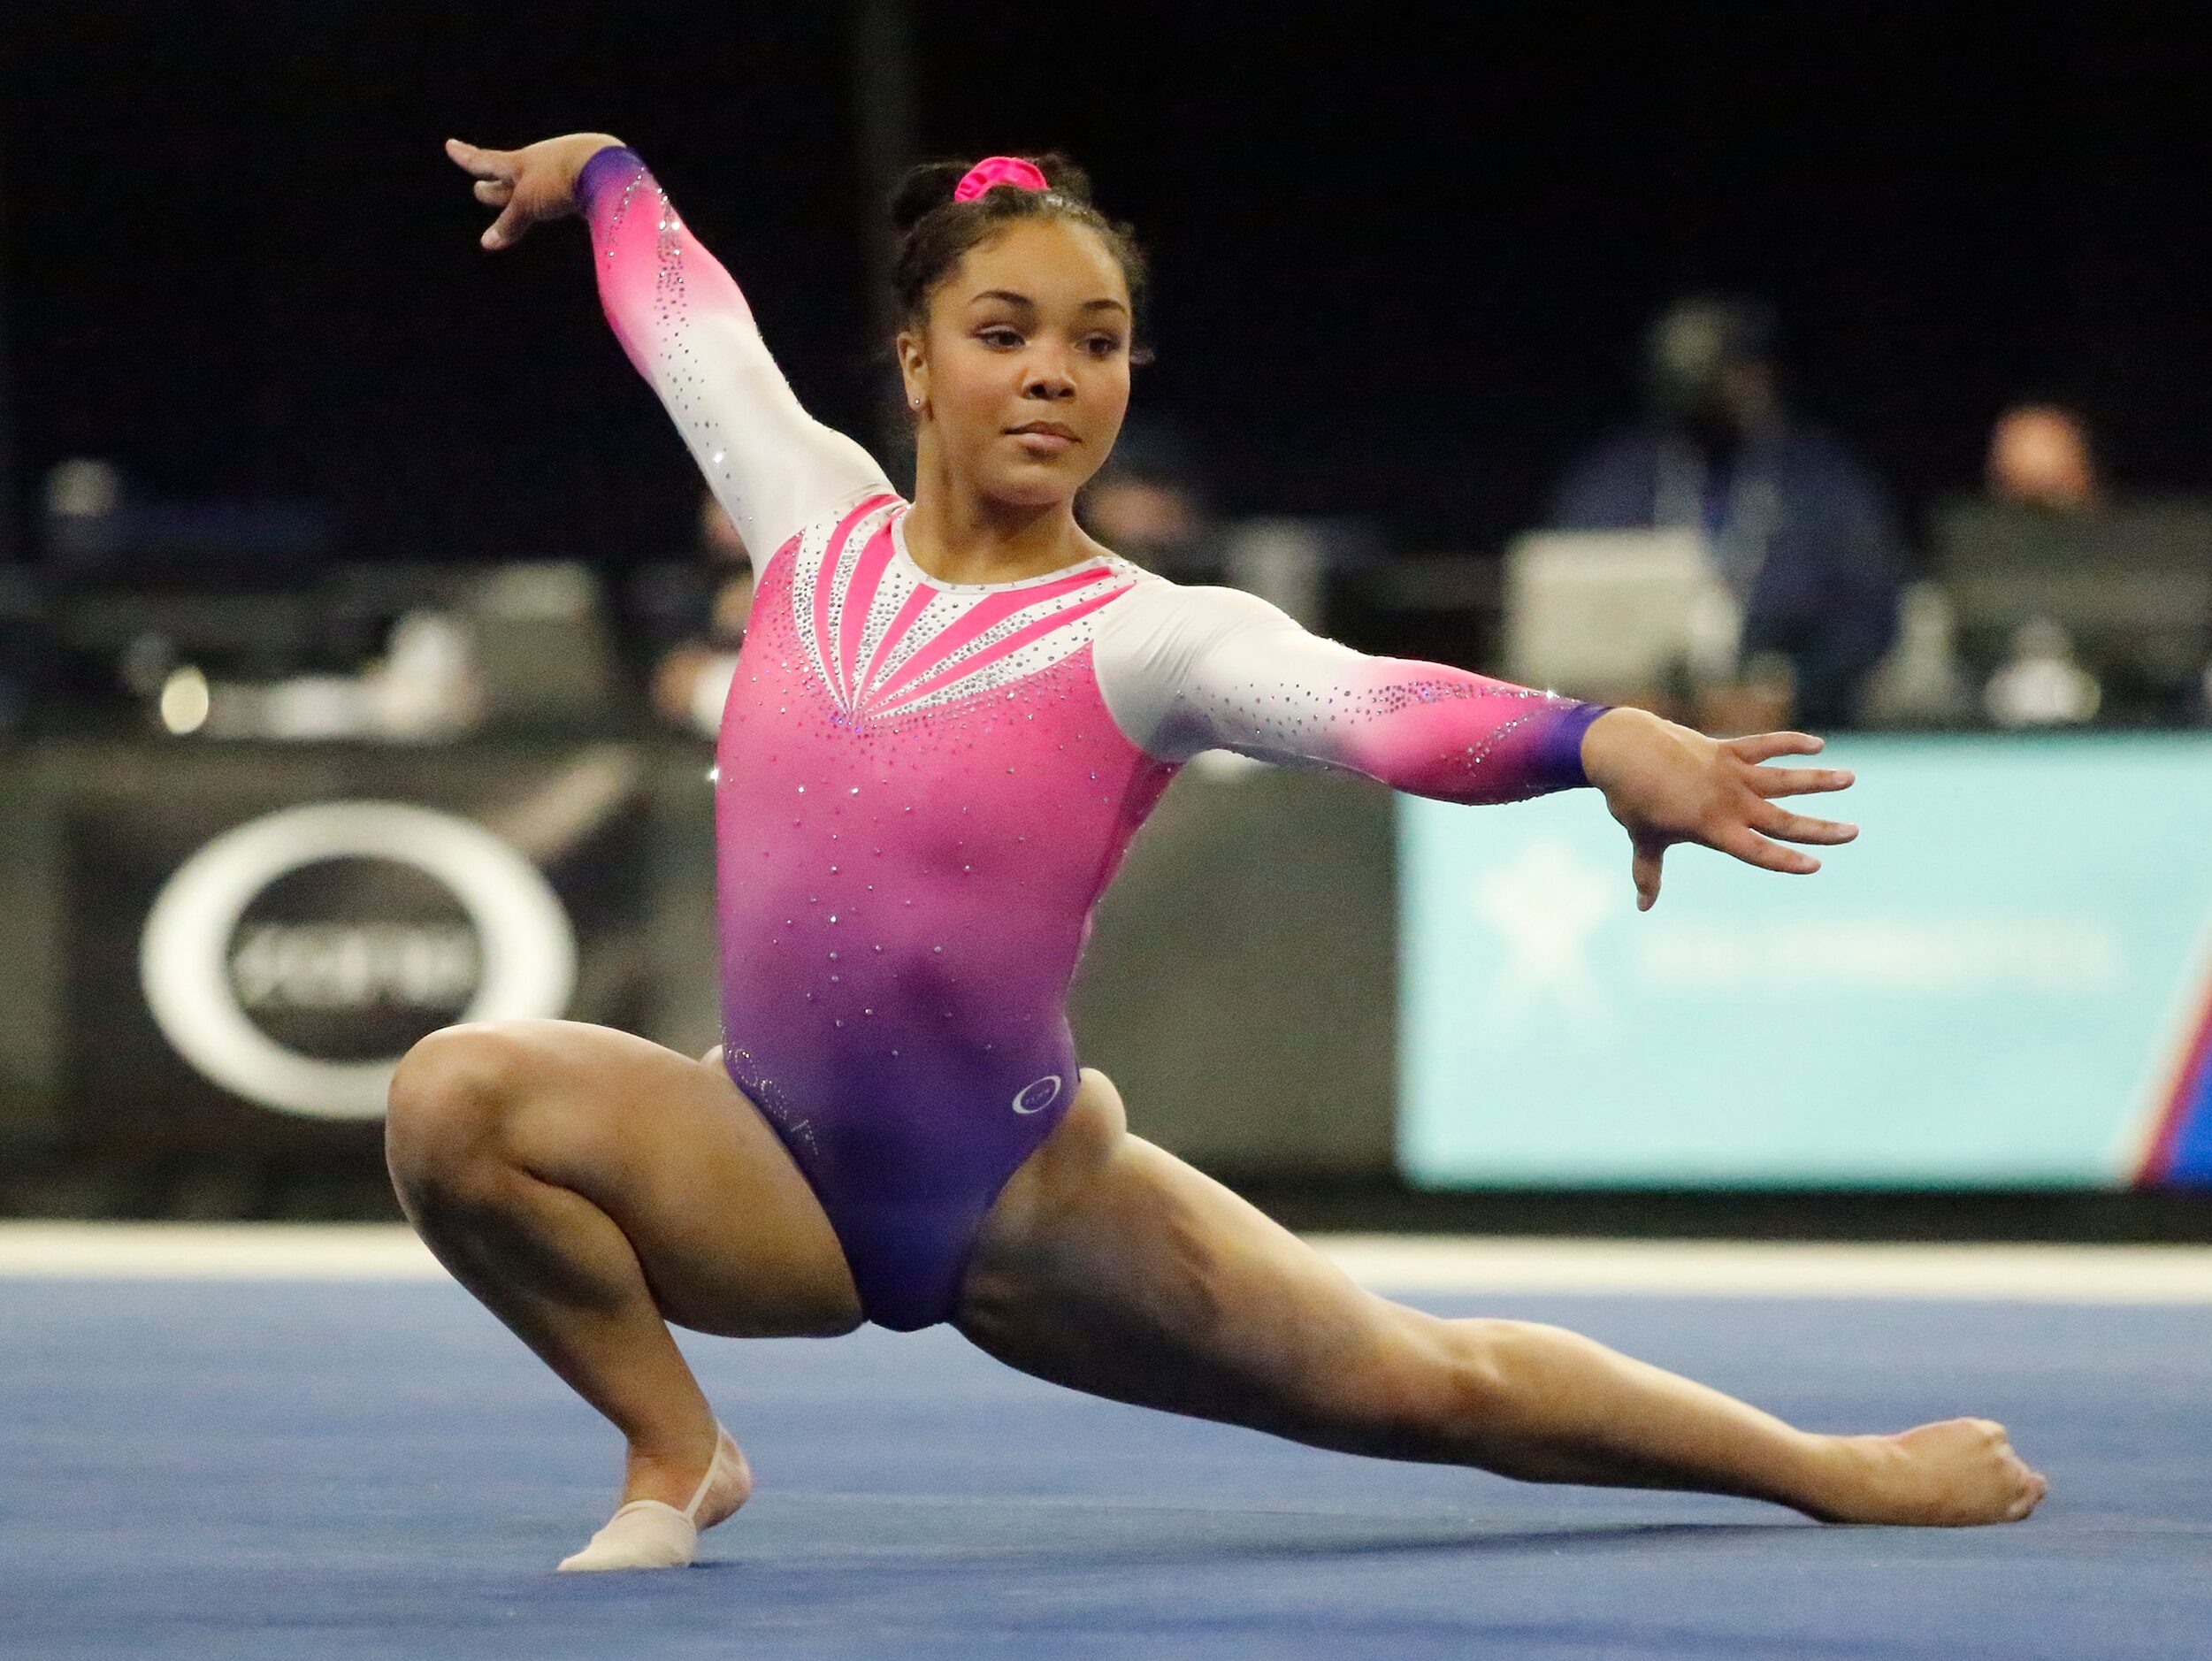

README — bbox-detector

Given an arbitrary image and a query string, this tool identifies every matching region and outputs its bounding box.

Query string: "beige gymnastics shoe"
[556,1425,753,1572]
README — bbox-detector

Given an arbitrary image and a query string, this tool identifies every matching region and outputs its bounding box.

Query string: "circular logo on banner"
[140,802,578,1121]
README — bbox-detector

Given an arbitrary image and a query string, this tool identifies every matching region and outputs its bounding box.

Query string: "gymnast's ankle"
[559,1421,754,1572]
[621,1420,725,1511]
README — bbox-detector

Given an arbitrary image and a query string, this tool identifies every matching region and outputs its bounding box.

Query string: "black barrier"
[51,745,652,1218]
[0,741,1398,1218]
[1070,758,1396,1175]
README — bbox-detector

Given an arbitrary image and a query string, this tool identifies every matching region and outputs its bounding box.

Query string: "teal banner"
[1398,736,2212,1189]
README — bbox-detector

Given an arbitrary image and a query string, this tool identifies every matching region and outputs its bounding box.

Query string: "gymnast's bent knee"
[384,1022,543,1192]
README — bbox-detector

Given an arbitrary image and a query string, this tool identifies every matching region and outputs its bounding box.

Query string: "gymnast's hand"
[1578,707,1858,912]
[445,133,624,251]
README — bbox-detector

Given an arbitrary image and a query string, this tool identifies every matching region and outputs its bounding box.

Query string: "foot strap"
[556,1425,750,1572]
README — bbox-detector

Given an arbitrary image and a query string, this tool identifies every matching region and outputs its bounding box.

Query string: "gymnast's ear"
[895,328,930,415]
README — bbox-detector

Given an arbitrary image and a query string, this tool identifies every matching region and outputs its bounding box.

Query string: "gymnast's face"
[898,218,1133,509]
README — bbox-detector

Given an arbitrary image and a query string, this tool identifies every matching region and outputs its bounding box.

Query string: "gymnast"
[397,131,2047,1570]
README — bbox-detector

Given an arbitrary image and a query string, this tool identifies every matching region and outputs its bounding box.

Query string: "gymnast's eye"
[976,325,1023,349]
[1083,332,1125,357]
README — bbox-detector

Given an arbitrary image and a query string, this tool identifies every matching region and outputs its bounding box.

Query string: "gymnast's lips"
[1006,422,1078,451]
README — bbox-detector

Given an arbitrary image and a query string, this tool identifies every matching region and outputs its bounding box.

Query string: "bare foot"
[1803,1418,2047,1526]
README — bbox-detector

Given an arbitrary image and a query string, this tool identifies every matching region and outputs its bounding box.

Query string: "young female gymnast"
[400,132,2047,1570]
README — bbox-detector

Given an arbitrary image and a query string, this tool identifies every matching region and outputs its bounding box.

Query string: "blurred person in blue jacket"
[1550,295,1902,729]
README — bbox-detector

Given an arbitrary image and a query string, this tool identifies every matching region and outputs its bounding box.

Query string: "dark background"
[5,2,2209,567]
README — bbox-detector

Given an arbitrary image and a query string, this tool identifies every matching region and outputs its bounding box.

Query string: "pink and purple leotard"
[579,147,1607,1329]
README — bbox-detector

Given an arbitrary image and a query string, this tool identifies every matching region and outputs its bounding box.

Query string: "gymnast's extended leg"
[384,1019,861,1559]
[958,1070,2047,1526]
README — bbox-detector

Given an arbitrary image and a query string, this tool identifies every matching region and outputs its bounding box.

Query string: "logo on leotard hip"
[1011,1075,1064,1114]
[140,801,577,1121]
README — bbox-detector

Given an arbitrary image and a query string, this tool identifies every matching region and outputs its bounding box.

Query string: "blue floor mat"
[3,1281,2206,1659]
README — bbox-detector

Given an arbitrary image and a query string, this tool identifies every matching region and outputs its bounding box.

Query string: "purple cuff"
[1531,700,1610,791]
[576,144,644,214]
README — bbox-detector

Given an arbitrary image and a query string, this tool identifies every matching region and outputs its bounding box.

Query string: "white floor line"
[0,1224,448,1281]
[0,1223,2208,1303]
[1312,1235,2212,1305]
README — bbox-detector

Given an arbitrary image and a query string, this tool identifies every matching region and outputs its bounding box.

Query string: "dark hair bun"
[889,159,968,235]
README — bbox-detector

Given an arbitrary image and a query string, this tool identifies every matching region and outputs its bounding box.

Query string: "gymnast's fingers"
[1719,823,1820,876]
[480,198,535,251]
[1749,801,1859,846]
[1631,838,1665,912]
[1746,764,1855,800]
[1726,730,1825,765]
[473,179,515,207]
[445,137,517,181]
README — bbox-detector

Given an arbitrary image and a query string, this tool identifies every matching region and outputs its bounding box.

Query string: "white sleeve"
[1092,578,1606,804]
[578,147,890,570]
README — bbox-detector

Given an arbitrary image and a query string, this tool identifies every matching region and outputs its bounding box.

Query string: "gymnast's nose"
[1022,351,1077,402]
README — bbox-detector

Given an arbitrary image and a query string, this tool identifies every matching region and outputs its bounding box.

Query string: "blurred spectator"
[1080,418,1212,577]
[650,493,754,737]
[1550,295,1903,729]
[1961,408,2110,727]
[1986,403,2101,512]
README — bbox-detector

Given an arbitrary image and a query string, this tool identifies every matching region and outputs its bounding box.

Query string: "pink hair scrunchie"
[953,156,1049,203]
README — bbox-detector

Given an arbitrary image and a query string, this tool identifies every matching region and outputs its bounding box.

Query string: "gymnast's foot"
[1806,1418,2047,1526]
[557,1424,754,1571]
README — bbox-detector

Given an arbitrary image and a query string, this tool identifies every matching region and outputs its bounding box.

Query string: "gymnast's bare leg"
[959,1069,2047,1527]
[383,1020,861,1533]
[390,1019,2040,1560]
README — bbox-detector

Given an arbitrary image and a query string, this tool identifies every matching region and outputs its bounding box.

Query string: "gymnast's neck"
[901,452,1108,587]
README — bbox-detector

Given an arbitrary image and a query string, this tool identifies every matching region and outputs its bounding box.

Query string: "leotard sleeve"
[1092,578,1608,804]
[577,146,890,570]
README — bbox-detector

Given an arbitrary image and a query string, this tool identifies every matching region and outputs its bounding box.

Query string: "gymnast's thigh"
[952,1068,1414,1443]
[397,1018,862,1339]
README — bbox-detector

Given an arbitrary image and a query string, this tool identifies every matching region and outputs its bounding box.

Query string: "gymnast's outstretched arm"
[1093,581,1859,908]
[446,134,888,567]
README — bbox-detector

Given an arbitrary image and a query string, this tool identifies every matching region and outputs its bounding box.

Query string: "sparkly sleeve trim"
[1095,580,1607,803]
